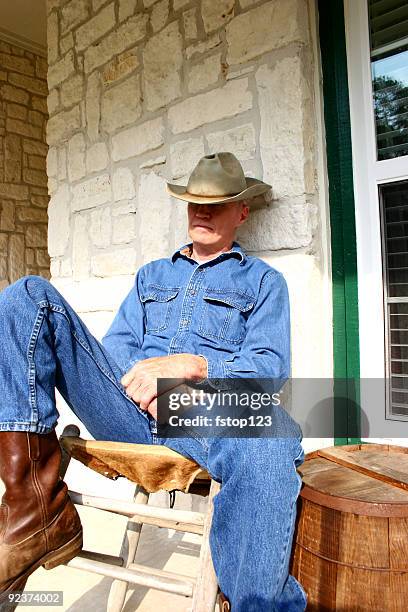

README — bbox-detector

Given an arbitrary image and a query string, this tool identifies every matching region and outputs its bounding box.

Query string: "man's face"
[187,201,249,249]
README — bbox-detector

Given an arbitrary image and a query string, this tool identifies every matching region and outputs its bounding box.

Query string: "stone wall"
[0,41,49,289]
[46,0,332,381]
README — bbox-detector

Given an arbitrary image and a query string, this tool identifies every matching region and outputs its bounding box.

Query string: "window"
[368,0,408,160]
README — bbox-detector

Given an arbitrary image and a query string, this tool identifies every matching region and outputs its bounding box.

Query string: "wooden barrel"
[290,444,408,611]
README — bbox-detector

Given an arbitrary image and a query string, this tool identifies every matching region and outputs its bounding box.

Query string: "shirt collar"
[171,241,246,265]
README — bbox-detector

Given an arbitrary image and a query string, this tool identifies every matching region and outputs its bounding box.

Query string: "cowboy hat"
[166,152,271,205]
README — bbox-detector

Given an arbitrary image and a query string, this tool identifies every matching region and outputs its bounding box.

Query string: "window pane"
[381,181,408,418]
[368,0,408,160]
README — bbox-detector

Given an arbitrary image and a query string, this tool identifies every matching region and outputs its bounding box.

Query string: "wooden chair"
[59,425,221,612]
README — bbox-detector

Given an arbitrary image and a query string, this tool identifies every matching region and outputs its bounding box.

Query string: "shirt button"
[190,289,196,295]
[181,319,189,326]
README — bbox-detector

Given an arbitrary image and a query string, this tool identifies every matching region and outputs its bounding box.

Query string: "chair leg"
[107,484,150,612]
[191,480,221,612]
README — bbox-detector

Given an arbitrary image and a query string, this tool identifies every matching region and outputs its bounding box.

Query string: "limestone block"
[61,0,89,34]
[168,78,252,134]
[256,57,314,198]
[58,147,67,181]
[9,234,25,283]
[60,258,72,277]
[226,0,309,65]
[17,207,48,223]
[101,75,141,133]
[0,255,7,279]
[144,0,160,6]
[143,22,183,111]
[102,49,139,85]
[86,71,101,142]
[48,49,75,89]
[48,177,58,194]
[5,133,21,161]
[75,3,116,52]
[173,0,189,9]
[93,0,111,10]
[73,214,90,280]
[7,103,27,121]
[6,118,42,140]
[68,132,86,182]
[47,11,59,65]
[151,0,169,32]
[138,170,171,264]
[23,168,48,187]
[172,198,189,249]
[0,53,34,76]
[31,194,49,208]
[0,69,7,81]
[112,166,136,201]
[0,233,7,252]
[35,57,47,80]
[50,259,60,278]
[0,183,28,200]
[84,14,148,73]
[90,207,111,247]
[26,225,48,248]
[183,9,198,41]
[188,54,221,93]
[61,73,84,107]
[48,89,59,115]
[0,201,15,231]
[112,213,136,244]
[47,146,58,177]
[28,110,44,127]
[237,199,312,251]
[25,248,35,264]
[206,123,256,160]
[112,117,164,161]
[185,33,221,60]
[36,249,51,268]
[4,158,21,183]
[86,142,108,173]
[91,248,137,276]
[8,73,47,96]
[112,199,137,216]
[119,0,137,22]
[47,105,81,145]
[32,95,48,114]
[1,84,29,105]
[170,137,205,179]
[202,0,235,33]
[29,154,46,171]
[60,32,74,55]
[0,279,9,290]
[72,174,111,211]
[239,0,261,7]
[23,140,48,156]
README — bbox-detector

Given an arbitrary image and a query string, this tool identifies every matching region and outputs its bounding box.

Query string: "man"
[0,153,306,611]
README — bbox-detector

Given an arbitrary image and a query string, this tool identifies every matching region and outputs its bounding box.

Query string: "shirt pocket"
[198,288,255,344]
[140,285,180,333]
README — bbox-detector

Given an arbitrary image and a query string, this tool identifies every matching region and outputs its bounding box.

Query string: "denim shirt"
[102,242,290,391]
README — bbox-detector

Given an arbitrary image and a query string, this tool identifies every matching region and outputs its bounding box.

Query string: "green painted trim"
[317,0,361,445]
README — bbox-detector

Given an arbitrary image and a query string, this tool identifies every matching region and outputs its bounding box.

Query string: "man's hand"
[121,354,207,419]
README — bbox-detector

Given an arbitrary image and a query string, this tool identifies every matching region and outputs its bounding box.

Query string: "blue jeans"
[0,276,307,611]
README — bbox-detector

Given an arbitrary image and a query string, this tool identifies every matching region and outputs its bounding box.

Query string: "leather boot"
[218,590,231,611]
[0,431,82,600]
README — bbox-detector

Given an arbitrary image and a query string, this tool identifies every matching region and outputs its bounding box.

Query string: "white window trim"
[344,0,408,441]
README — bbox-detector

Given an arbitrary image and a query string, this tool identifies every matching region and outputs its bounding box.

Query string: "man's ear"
[238,201,250,225]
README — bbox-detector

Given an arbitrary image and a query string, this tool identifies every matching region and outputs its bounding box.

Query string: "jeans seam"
[27,308,45,426]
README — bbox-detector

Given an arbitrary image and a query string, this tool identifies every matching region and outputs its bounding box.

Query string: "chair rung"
[67,554,195,597]
[69,490,205,534]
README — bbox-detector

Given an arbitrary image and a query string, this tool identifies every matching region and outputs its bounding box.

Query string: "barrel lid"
[298,443,408,516]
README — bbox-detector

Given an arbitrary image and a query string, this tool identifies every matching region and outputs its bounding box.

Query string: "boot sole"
[0,528,83,606]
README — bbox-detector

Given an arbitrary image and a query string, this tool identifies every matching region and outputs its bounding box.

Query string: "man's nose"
[195,204,212,216]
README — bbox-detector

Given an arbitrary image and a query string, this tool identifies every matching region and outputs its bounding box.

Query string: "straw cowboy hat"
[166,152,271,205]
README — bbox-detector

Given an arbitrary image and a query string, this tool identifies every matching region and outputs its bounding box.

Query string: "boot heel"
[43,530,83,570]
